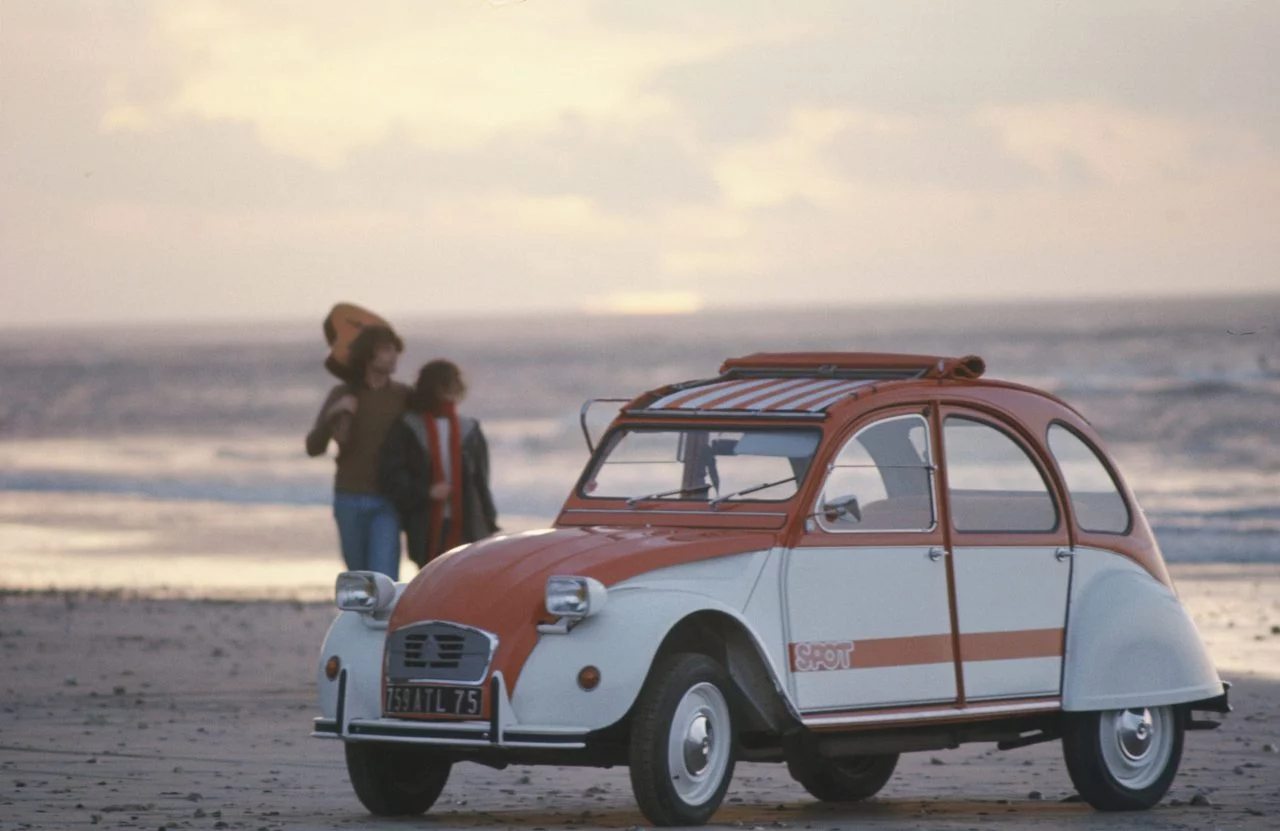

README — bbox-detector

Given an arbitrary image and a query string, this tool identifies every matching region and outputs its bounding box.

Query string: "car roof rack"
[719,352,986,380]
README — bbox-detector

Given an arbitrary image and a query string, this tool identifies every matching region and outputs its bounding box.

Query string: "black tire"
[1061,705,1183,811]
[344,741,452,816]
[787,751,898,802]
[629,653,738,827]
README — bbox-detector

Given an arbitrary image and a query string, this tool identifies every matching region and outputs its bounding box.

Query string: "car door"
[939,411,1072,702]
[785,410,957,712]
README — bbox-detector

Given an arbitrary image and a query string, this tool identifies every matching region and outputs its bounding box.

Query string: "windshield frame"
[574,422,824,508]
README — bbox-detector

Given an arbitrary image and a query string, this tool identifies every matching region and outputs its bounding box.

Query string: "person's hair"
[408,360,466,412]
[346,324,403,386]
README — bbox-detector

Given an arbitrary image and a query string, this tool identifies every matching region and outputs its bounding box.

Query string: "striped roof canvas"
[645,377,876,414]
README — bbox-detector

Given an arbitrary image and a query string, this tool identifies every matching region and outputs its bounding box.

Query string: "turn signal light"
[324,656,341,680]
[577,665,601,691]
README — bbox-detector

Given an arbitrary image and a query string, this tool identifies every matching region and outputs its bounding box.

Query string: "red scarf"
[423,403,465,561]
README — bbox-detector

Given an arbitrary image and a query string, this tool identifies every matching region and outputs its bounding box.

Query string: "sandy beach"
[1,564,1277,831]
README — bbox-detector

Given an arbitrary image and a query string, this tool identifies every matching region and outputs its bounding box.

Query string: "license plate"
[384,684,484,717]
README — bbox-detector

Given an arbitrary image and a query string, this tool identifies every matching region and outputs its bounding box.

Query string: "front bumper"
[311,671,588,750]
[312,716,587,749]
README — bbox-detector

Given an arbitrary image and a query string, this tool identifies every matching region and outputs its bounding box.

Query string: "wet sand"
[1,564,1278,831]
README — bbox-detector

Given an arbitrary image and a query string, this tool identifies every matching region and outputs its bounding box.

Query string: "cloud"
[103,0,754,167]
[4,1,1280,326]
[978,102,1270,186]
[652,2,1280,144]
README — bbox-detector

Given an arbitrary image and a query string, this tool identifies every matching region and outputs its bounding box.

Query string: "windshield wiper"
[627,484,713,508]
[709,476,797,511]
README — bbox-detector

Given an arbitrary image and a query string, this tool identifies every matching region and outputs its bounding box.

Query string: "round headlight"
[545,575,607,619]
[335,571,397,613]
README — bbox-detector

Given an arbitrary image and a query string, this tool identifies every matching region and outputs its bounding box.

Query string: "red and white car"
[313,352,1229,826]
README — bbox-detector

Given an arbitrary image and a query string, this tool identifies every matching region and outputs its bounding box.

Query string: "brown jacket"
[306,382,410,494]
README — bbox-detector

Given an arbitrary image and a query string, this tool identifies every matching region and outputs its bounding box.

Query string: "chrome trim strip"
[802,699,1061,728]
[342,718,588,749]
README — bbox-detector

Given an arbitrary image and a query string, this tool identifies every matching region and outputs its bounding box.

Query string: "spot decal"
[791,640,857,673]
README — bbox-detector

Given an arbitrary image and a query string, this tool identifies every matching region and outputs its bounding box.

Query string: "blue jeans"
[333,492,402,580]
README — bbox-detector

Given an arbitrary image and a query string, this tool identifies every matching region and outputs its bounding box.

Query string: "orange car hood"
[387,525,776,691]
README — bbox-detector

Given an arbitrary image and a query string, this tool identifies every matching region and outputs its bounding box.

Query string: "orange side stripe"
[960,628,1063,662]
[789,634,953,672]
[788,628,1063,672]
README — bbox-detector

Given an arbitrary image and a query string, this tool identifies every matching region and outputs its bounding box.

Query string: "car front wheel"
[1061,705,1183,811]
[344,741,451,816]
[787,751,898,802]
[629,653,737,827]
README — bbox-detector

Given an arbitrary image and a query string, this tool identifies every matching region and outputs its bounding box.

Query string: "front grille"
[386,622,496,684]
[403,631,467,669]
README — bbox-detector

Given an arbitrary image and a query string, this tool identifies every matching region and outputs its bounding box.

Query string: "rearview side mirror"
[822,494,862,524]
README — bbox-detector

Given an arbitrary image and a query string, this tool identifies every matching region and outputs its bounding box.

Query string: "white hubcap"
[1099,706,1174,790]
[667,682,731,805]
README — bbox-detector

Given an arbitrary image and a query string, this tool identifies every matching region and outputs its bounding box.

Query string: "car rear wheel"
[1061,705,1183,811]
[629,653,737,827]
[344,741,451,816]
[787,751,898,802]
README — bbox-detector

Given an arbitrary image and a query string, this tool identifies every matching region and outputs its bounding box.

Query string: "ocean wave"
[0,471,330,507]
[2,297,1278,561]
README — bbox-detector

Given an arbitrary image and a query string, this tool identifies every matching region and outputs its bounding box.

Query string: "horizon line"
[3,287,1279,335]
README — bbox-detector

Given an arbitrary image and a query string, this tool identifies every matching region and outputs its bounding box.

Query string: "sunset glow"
[3,1,1278,325]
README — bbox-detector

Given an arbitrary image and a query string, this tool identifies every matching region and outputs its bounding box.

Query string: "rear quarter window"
[1047,424,1132,534]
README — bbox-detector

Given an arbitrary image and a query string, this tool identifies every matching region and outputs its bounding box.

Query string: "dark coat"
[378,413,499,567]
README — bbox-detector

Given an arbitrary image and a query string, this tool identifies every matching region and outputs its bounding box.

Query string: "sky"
[2,0,1278,326]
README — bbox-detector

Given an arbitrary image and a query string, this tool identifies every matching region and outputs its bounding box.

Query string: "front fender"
[316,611,387,728]
[1063,549,1222,711]
[510,588,770,731]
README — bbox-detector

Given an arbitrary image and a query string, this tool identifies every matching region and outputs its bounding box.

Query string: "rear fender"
[1063,550,1222,712]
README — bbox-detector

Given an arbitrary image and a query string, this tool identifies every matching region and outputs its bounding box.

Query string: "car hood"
[387,525,776,690]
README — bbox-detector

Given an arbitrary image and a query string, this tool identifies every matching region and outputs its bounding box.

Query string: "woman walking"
[306,323,409,578]
[380,360,499,568]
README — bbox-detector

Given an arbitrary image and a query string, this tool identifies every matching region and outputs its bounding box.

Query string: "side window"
[1047,424,1131,534]
[819,414,935,532]
[589,430,682,496]
[943,417,1057,533]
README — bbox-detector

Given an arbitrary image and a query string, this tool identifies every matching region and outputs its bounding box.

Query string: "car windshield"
[581,427,821,505]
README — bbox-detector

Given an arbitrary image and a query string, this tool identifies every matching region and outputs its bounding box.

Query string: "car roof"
[623,352,1079,423]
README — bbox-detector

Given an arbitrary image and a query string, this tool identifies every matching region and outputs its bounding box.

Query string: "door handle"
[928,547,947,562]
[1055,547,1074,562]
